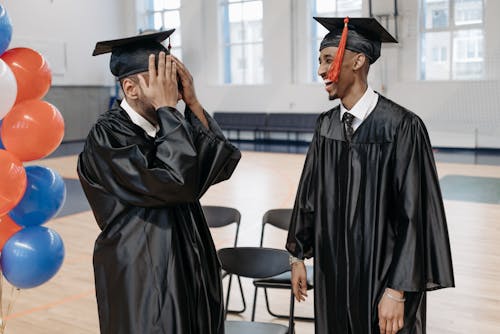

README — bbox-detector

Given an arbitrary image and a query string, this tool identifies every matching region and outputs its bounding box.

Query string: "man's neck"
[125,97,158,126]
[341,82,368,110]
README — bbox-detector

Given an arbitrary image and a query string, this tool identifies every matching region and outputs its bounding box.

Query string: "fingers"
[163,52,170,79]
[171,59,177,82]
[291,278,304,302]
[170,55,186,72]
[291,280,300,301]
[379,317,403,334]
[398,319,404,331]
[163,55,178,87]
[137,74,148,90]
[290,262,308,302]
[148,54,157,78]
[380,319,398,334]
[293,279,307,302]
[392,319,400,333]
[299,280,308,297]
[379,319,387,334]
[171,56,192,82]
[291,277,299,301]
[141,53,178,108]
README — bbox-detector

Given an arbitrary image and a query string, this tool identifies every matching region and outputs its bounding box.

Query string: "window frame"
[220,0,264,85]
[419,0,485,81]
[144,0,183,57]
[309,0,363,82]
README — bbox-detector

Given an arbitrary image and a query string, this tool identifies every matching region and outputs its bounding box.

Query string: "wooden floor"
[1,151,499,333]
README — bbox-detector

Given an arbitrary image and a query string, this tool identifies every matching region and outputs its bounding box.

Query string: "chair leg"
[263,288,314,322]
[236,276,247,312]
[251,286,258,321]
[288,291,295,334]
[224,274,233,319]
[226,275,246,315]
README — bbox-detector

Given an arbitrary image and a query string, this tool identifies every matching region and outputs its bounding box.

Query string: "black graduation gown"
[77,102,240,334]
[286,95,454,334]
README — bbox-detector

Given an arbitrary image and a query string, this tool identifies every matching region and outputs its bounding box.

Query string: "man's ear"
[352,53,368,72]
[122,77,140,100]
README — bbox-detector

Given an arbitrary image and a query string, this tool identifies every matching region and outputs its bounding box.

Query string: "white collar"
[340,86,378,122]
[120,99,159,137]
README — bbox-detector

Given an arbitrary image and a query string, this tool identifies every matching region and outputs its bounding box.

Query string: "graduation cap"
[314,17,398,83]
[92,29,175,79]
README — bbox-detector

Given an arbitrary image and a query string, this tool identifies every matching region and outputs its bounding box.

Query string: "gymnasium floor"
[1,142,499,333]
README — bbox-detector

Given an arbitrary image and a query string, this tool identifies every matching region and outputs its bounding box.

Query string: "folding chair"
[218,247,295,334]
[202,205,246,314]
[253,209,314,321]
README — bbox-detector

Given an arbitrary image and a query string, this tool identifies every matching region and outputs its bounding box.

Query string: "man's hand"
[378,288,405,334]
[138,52,178,109]
[291,261,308,302]
[171,55,208,128]
[171,56,201,111]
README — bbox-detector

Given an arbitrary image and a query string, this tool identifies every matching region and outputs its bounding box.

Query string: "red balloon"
[0,215,21,252]
[0,149,27,216]
[0,47,52,104]
[1,100,64,161]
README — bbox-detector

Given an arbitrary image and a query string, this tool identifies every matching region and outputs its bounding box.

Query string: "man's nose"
[318,65,326,77]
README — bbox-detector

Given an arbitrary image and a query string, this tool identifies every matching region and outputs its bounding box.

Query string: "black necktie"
[342,112,355,141]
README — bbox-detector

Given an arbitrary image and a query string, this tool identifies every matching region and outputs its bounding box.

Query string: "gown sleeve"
[286,119,320,259]
[387,113,455,292]
[79,106,240,207]
[184,106,241,193]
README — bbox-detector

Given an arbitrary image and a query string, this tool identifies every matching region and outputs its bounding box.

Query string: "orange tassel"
[327,17,349,83]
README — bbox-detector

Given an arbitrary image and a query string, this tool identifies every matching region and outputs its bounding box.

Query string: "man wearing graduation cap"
[287,17,454,334]
[77,29,241,334]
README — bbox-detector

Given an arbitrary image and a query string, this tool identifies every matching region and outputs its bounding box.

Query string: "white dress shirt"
[120,99,160,138]
[340,87,379,133]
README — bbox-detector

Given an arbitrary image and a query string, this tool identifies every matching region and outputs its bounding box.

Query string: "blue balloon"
[9,166,66,227]
[1,226,64,289]
[0,5,12,55]
[0,120,4,149]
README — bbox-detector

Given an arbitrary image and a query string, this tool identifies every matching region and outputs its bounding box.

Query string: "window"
[220,0,263,84]
[420,0,484,80]
[144,0,182,58]
[311,0,362,82]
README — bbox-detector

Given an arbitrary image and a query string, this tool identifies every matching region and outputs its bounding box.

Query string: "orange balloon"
[0,215,21,252]
[1,100,64,161]
[0,149,27,216]
[0,47,52,104]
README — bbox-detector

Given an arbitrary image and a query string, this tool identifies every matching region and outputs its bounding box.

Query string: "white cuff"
[289,255,304,265]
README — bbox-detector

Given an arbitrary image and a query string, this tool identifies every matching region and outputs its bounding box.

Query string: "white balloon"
[0,58,17,120]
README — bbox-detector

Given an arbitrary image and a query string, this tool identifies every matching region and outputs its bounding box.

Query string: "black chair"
[253,209,314,322]
[218,247,295,334]
[202,205,246,314]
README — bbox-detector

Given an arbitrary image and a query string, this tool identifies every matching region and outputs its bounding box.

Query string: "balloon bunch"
[0,2,65,303]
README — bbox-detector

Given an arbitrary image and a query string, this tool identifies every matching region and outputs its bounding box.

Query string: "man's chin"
[328,93,338,101]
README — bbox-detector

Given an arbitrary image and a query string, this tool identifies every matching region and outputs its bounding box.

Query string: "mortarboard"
[92,29,175,79]
[314,17,397,83]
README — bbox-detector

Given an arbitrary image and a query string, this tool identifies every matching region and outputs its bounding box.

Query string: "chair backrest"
[218,247,290,279]
[203,206,241,228]
[203,206,241,247]
[260,209,292,247]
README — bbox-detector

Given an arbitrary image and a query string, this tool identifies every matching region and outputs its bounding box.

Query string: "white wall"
[0,0,136,86]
